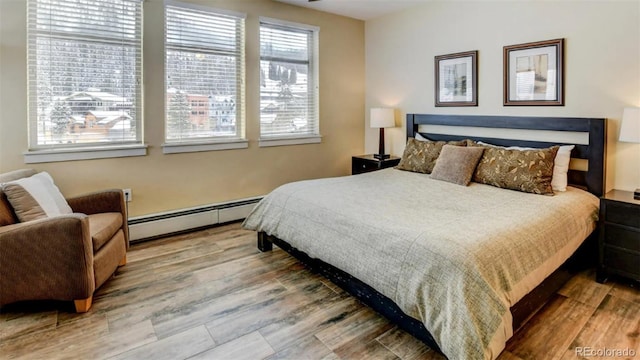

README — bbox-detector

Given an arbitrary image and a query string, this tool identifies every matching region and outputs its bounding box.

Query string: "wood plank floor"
[2,222,639,360]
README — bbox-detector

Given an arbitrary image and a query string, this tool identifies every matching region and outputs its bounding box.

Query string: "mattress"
[243,168,599,360]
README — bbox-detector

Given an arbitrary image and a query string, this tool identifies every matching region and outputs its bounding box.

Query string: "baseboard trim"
[128,196,262,243]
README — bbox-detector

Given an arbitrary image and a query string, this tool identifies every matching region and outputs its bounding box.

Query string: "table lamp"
[370,108,395,160]
[619,107,640,199]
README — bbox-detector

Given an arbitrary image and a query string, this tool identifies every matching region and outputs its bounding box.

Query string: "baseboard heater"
[127,196,262,243]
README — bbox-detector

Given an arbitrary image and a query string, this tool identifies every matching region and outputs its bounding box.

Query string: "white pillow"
[476,141,575,192]
[415,133,430,142]
[1,171,72,222]
[549,145,574,192]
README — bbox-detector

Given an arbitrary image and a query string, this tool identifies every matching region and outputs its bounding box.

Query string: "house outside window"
[26,0,144,162]
[163,1,246,153]
[259,18,320,147]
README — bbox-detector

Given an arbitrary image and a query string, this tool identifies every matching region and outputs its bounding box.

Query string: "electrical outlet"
[123,188,132,202]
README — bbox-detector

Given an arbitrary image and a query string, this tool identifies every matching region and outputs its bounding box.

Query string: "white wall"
[365,1,640,192]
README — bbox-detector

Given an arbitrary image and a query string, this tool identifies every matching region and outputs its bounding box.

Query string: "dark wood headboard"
[406,114,607,197]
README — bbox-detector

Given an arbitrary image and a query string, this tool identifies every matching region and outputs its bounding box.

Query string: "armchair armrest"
[66,189,130,249]
[67,189,126,215]
[0,214,95,306]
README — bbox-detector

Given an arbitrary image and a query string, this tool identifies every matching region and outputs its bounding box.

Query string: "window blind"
[259,19,319,138]
[165,2,245,143]
[27,0,143,148]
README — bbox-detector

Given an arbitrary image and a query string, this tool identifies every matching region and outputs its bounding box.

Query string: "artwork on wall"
[435,50,478,107]
[504,38,564,106]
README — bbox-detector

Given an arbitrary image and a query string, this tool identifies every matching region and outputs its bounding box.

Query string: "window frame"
[25,0,146,163]
[258,17,321,147]
[162,1,247,154]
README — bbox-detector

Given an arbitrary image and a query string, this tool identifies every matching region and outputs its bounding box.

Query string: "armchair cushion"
[89,213,123,251]
[1,172,72,222]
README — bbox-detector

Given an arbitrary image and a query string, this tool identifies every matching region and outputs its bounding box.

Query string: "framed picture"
[435,50,478,107]
[504,38,564,106]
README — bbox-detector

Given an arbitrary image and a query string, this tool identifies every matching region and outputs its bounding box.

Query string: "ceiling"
[273,0,431,21]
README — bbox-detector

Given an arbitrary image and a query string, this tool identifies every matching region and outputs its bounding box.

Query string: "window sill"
[259,135,322,147]
[23,144,148,164]
[162,139,248,154]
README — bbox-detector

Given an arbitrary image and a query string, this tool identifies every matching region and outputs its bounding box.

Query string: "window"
[164,2,245,150]
[27,0,143,157]
[259,18,320,146]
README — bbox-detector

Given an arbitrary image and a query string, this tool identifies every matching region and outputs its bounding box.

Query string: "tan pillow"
[1,172,72,222]
[473,146,559,195]
[396,138,467,174]
[431,145,485,186]
[0,169,38,226]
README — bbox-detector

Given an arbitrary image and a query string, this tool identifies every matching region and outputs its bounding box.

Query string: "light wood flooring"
[1,222,639,360]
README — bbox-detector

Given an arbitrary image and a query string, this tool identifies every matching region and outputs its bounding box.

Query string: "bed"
[243,114,606,360]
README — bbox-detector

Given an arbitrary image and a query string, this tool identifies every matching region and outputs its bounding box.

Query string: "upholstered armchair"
[0,169,128,312]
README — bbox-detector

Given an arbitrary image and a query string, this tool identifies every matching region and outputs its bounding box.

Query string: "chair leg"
[118,254,127,266]
[74,297,93,313]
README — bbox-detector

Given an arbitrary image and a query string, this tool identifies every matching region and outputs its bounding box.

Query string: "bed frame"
[257,114,606,355]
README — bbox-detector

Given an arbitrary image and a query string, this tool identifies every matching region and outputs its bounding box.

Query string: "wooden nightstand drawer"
[605,201,640,228]
[356,161,381,173]
[351,155,400,175]
[603,247,640,277]
[603,225,640,252]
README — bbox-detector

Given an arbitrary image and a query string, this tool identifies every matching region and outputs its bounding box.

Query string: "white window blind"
[165,2,245,143]
[259,19,319,139]
[27,0,143,149]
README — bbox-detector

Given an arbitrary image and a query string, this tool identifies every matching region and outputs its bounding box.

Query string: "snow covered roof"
[109,119,132,130]
[65,91,130,104]
[71,115,85,124]
[87,110,132,124]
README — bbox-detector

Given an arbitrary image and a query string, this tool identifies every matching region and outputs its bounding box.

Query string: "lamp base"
[634,188,640,200]
[374,154,390,160]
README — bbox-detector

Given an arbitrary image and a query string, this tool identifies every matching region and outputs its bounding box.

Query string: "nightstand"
[352,154,400,175]
[597,189,640,283]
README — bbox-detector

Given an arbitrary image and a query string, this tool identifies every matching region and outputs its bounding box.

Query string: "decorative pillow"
[1,172,72,222]
[396,139,444,174]
[549,145,574,192]
[476,141,574,191]
[430,145,485,186]
[415,133,469,147]
[397,138,469,174]
[473,146,559,195]
[448,140,468,147]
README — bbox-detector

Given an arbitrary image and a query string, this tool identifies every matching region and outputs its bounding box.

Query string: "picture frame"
[435,50,478,107]
[504,38,564,106]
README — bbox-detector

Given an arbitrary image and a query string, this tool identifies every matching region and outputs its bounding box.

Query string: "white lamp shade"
[620,107,640,143]
[370,108,395,128]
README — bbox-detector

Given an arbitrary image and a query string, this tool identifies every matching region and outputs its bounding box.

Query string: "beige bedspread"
[242,169,599,360]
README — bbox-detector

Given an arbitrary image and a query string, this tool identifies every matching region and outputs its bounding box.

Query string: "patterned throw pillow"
[472,140,575,192]
[396,138,467,174]
[473,146,559,195]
